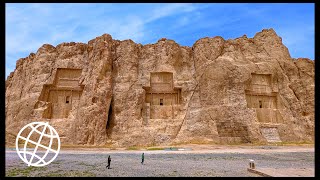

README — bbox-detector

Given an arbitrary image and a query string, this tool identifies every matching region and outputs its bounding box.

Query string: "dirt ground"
[6,144,314,177]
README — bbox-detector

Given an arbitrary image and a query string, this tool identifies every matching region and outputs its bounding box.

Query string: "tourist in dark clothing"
[141,153,144,165]
[106,155,111,169]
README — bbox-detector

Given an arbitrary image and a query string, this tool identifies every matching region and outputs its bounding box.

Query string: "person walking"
[141,153,144,165]
[106,155,111,169]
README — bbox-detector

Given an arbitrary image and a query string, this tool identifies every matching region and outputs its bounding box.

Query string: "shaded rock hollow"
[5,28,314,147]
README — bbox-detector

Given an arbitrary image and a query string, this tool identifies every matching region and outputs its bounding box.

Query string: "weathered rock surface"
[5,28,314,147]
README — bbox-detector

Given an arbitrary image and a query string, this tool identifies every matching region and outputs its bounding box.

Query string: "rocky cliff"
[5,28,314,147]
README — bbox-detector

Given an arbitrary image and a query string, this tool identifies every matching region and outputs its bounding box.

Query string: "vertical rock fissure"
[106,98,113,138]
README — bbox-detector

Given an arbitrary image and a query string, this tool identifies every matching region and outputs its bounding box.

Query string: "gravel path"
[6,146,314,177]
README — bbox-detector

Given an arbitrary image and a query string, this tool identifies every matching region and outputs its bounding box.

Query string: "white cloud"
[5,3,314,80]
[145,3,196,23]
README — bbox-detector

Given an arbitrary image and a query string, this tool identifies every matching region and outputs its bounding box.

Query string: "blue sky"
[5,3,315,78]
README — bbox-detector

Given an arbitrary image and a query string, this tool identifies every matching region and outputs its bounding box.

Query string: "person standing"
[106,155,111,169]
[141,153,144,165]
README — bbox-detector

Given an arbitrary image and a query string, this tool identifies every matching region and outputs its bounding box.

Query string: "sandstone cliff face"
[5,28,314,147]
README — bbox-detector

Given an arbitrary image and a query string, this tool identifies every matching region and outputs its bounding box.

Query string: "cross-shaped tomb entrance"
[142,72,182,119]
[36,68,84,119]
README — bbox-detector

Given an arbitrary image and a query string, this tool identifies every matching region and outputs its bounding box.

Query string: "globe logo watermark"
[16,122,60,167]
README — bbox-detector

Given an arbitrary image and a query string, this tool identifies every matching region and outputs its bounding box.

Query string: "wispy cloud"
[5,3,202,79]
[5,3,314,79]
[145,3,198,23]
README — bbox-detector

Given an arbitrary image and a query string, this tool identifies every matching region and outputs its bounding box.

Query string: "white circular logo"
[15,122,60,167]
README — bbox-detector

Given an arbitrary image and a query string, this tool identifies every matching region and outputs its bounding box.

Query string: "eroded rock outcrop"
[5,28,314,147]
